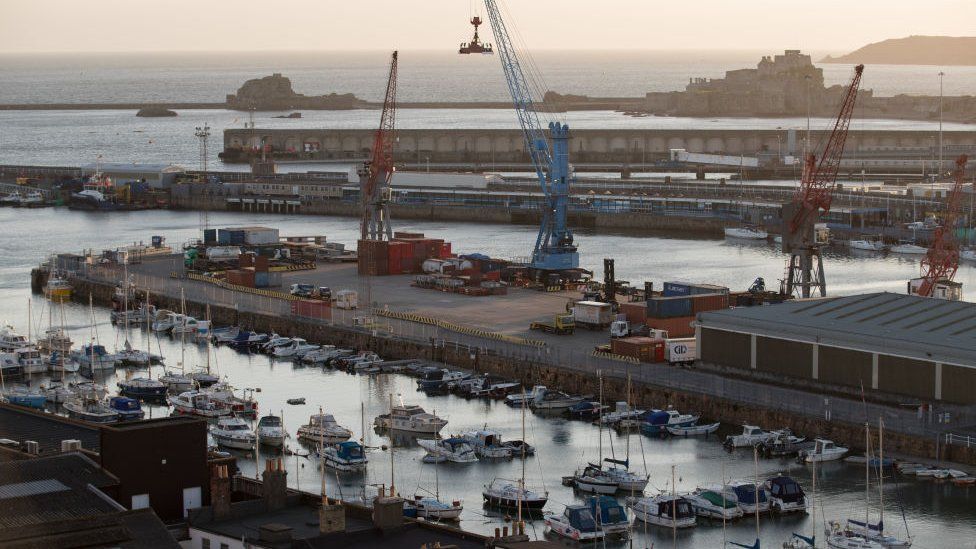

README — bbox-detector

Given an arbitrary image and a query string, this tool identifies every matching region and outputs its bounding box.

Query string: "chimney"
[262,458,287,511]
[371,490,404,533]
[319,496,345,534]
[210,465,232,520]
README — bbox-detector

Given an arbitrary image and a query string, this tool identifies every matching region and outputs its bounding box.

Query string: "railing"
[945,432,976,448]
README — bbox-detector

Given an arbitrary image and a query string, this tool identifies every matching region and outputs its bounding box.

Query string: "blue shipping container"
[203,229,216,244]
[647,296,693,318]
[663,281,729,296]
[217,229,231,245]
[151,235,164,247]
[662,282,691,297]
[254,271,270,288]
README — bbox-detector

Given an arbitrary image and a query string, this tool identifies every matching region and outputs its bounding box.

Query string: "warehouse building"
[696,292,976,405]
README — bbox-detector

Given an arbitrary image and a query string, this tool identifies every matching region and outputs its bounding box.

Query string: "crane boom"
[359,50,398,241]
[916,155,969,298]
[482,0,578,272]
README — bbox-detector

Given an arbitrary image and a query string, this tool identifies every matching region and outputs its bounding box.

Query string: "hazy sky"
[1,0,972,53]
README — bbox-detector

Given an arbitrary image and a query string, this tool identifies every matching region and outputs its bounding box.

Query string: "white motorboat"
[63,396,119,423]
[41,382,75,404]
[374,404,447,434]
[482,478,548,510]
[159,371,194,393]
[724,424,774,449]
[16,348,46,375]
[849,239,886,251]
[729,479,770,514]
[461,429,513,459]
[272,338,319,358]
[150,311,183,332]
[627,494,696,528]
[530,389,583,411]
[570,466,619,495]
[724,226,769,240]
[300,345,339,364]
[826,521,885,549]
[404,495,463,521]
[259,335,292,352]
[803,439,849,463]
[888,242,927,255]
[418,437,478,463]
[204,382,258,416]
[0,191,21,205]
[17,191,44,207]
[210,417,256,450]
[0,326,30,352]
[257,414,287,447]
[318,441,368,472]
[545,505,604,542]
[297,413,353,444]
[167,390,231,418]
[599,460,649,493]
[71,344,119,371]
[687,486,744,520]
[171,316,202,334]
[640,408,701,436]
[504,385,546,407]
[598,401,646,426]
[667,422,721,436]
[766,475,807,513]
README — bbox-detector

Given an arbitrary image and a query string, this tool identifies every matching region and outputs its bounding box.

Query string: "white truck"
[572,301,613,330]
[335,289,359,310]
[666,338,697,365]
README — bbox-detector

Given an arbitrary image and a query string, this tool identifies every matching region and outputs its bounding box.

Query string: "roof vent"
[23,441,39,455]
[61,439,82,452]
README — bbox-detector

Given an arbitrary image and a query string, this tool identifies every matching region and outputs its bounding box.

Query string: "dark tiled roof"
[0,404,100,454]
[698,292,976,366]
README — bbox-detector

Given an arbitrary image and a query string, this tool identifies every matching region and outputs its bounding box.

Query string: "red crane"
[915,155,969,298]
[782,64,864,298]
[359,51,398,241]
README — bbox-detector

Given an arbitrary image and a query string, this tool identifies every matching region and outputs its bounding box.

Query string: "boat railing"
[944,432,975,448]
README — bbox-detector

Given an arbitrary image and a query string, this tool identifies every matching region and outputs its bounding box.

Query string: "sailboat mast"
[518,391,526,524]
[598,371,603,465]
[754,445,760,545]
[389,393,395,495]
[671,464,677,546]
[878,417,885,530]
[27,298,32,382]
[865,421,871,532]
[811,459,817,545]
[319,406,326,497]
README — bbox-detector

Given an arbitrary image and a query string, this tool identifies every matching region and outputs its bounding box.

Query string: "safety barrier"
[182,272,301,301]
[269,262,316,272]
[377,309,545,348]
[592,351,640,364]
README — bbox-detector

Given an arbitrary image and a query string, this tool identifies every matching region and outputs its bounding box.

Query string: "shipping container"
[645,315,695,338]
[440,242,452,259]
[647,295,693,318]
[254,271,270,288]
[357,239,389,276]
[291,299,332,320]
[619,302,647,325]
[225,268,255,288]
[611,336,665,363]
[663,281,729,297]
[689,292,729,313]
[665,338,698,364]
[394,232,425,240]
[573,301,614,329]
[242,227,280,246]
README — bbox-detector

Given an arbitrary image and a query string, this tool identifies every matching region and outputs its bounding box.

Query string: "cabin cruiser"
[64,396,119,423]
[418,437,478,463]
[300,345,341,364]
[725,226,768,240]
[159,371,194,393]
[567,401,606,421]
[15,348,46,375]
[188,370,220,388]
[889,241,927,255]
[627,494,696,528]
[272,338,319,358]
[686,485,744,520]
[597,402,647,426]
[257,414,287,447]
[802,439,849,463]
[374,405,447,434]
[151,311,183,332]
[724,425,775,449]
[37,327,72,353]
[594,458,649,493]
[297,413,353,444]
[17,190,45,207]
[257,335,292,353]
[545,504,604,542]
[569,465,619,495]
[204,382,257,416]
[167,390,231,418]
[729,479,770,514]
[117,377,167,399]
[318,440,368,472]
[586,495,630,535]
[109,396,145,421]
[461,429,512,459]
[530,389,583,411]
[482,478,548,509]
[505,385,546,407]
[849,238,886,251]
[210,417,256,450]
[116,341,153,366]
[171,316,203,334]
[766,475,807,513]
[0,326,30,352]
[71,344,119,371]
[640,408,700,436]
[403,495,463,521]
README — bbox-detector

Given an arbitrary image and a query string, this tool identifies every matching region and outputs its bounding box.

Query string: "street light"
[938,71,945,178]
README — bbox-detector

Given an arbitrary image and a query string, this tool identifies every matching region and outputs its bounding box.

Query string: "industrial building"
[696,292,976,405]
[80,162,185,188]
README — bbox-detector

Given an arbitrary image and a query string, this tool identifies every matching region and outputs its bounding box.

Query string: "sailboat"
[729,446,763,549]
[785,457,818,548]
[569,372,620,494]
[844,419,912,548]
[825,423,884,549]
[160,289,193,392]
[187,304,219,387]
[483,387,548,513]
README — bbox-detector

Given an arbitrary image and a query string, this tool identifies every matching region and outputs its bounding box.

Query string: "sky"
[0,0,972,53]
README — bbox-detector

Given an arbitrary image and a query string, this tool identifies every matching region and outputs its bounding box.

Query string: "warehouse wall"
[700,328,750,369]
[757,336,811,378]
[819,346,873,388]
[878,356,936,400]
[942,364,976,405]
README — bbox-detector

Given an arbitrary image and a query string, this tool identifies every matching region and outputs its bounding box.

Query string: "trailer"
[572,301,613,330]
[530,314,575,335]
[665,338,697,365]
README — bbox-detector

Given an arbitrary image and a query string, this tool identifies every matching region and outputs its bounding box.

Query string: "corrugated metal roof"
[698,292,976,367]
[0,404,100,454]
[0,479,69,500]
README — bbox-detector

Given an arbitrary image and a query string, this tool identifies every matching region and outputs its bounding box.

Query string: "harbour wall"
[62,274,976,466]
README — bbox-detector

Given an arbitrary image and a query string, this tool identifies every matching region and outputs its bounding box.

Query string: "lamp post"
[939,71,945,178]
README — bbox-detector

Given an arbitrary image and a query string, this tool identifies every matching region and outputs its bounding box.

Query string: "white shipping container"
[666,338,698,364]
[207,246,243,261]
[573,301,613,327]
[243,228,280,246]
[422,259,447,273]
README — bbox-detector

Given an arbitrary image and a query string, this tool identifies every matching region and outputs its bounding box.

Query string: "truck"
[530,314,575,335]
[572,301,613,330]
[610,320,667,339]
[207,246,244,261]
[665,338,697,365]
[335,289,359,310]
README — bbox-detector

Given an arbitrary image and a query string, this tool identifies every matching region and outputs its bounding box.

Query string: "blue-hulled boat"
[2,385,46,408]
[568,400,605,421]
[639,408,699,436]
[109,396,145,420]
[117,377,167,399]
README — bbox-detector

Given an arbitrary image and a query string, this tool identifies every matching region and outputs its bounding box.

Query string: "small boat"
[43,277,73,299]
[300,346,340,364]
[667,422,720,436]
[627,494,696,528]
[41,382,75,404]
[570,465,619,495]
[0,353,23,378]
[374,404,447,434]
[150,311,183,332]
[109,396,145,420]
[482,477,548,510]
[272,338,319,358]
[15,348,46,375]
[758,429,812,457]
[0,326,30,352]
[72,344,119,371]
[2,385,47,409]
[595,458,649,493]
[530,389,583,411]
[766,474,807,513]
[210,417,256,450]
[500,439,535,457]
[888,242,927,255]
[18,190,45,207]
[461,429,513,459]
[687,486,743,520]
[257,414,287,447]
[802,439,849,463]
[725,226,768,240]
[640,408,700,436]
[319,440,368,472]
[167,390,231,418]
[188,370,220,388]
[403,495,463,521]
[545,504,604,542]
[286,397,306,405]
[258,335,292,352]
[843,455,895,468]
[825,521,885,549]
[63,396,119,423]
[171,316,203,334]
[418,437,478,463]
[597,401,646,426]
[586,495,630,535]
[117,377,167,399]
[204,382,257,416]
[37,328,72,354]
[297,413,352,444]
[0,191,21,205]
[159,371,194,393]
[505,385,546,407]
[567,400,605,420]
[849,238,886,252]
[116,341,152,366]
[729,479,770,514]
[845,519,913,549]
[724,424,774,449]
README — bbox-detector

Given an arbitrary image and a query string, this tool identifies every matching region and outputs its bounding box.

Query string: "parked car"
[290,283,315,297]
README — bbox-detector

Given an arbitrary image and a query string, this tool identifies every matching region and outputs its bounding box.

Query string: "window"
[201,538,210,549]
[131,493,150,509]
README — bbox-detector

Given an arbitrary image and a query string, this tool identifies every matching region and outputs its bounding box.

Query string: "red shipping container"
[690,292,729,313]
[238,253,254,268]
[645,315,695,338]
[394,232,425,240]
[291,299,332,320]
[619,302,647,325]
[226,268,255,288]
[440,242,452,259]
[483,270,501,282]
[253,255,270,272]
[610,336,664,363]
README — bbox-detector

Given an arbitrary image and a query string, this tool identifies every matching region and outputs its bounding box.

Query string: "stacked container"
[357,239,389,276]
[611,336,666,362]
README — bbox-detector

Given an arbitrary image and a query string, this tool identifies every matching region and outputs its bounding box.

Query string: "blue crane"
[481,0,579,273]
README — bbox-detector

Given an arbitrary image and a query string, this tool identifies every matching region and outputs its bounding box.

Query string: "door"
[183,486,202,517]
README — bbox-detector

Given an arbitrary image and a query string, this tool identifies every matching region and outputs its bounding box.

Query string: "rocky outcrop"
[136,106,177,117]
[225,73,366,111]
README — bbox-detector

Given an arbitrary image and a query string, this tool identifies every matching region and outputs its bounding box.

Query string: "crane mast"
[481,0,578,273]
[358,51,398,241]
[915,155,969,298]
[782,64,864,298]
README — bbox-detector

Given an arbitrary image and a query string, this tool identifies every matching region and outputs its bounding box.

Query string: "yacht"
[64,396,119,423]
[188,370,220,388]
[570,465,619,495]
[0,326,30,352]
[766,475,807,513]
[686,486,744,520]
[545,504,604,542]
[849,238,886,251]
[116,341,152,366]
[204,382,257,416]
[257,414,287,447]
[117,377,167,399]
[16,348,46,375]
[18,191,45,207]
[37,327,72,354]
[297,413,353,444]
[374,405,447,434]
[171,316,202,334]
[482,478,548,510]
[802,439,849,463]
[627,494,696,528]
[300,345,340,364]
[150,311,183,332]
[41,382,75,404]
[825,521,885,549]
[0,191,21,205]
[725,226,768,240]
[71,344,119,371]
[47,352,80,374]
[729,479,770,514]
[159,371,194,393]
[318,440,368,472]
[461,429,513,459]
[167,390,231,418]
[504,385,546,407]
[889,241,927,255]
[418,437,478,463]
[640,408,700,436]
[109,396,145,421]
[0,353,23,378]
[530,389,584,411]
[596,458,649,493]
[210,417,256,450]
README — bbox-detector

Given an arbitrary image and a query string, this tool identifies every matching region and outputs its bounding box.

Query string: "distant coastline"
[822,35,976,66]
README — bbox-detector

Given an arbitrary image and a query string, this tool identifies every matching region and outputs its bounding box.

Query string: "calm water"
[2,207,975,547]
